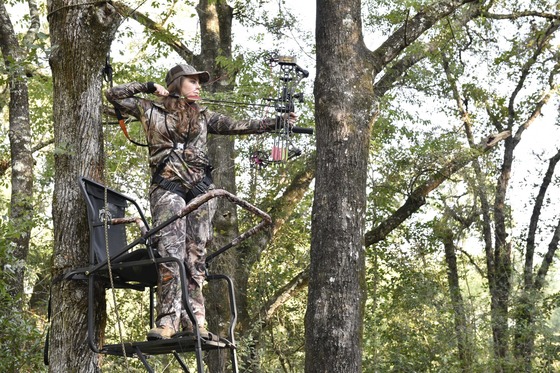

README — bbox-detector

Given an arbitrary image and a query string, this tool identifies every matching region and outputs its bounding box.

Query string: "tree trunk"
[514,148,560,372]
[307,1,478,372]
[207,133,240,373]
[305,1,372,372]
[46,0,119,370]
[0,0,36,308]
[491,136,514,373]
[491,20,560,372]
[197,1,237,372]
[441,229,474,372]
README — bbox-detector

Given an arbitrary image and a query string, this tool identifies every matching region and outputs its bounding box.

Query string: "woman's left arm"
[205,110,297,135]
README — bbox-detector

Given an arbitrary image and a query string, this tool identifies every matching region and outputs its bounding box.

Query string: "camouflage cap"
[165,64,210,87]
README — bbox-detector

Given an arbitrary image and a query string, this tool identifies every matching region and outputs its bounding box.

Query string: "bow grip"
[291,126,314,135]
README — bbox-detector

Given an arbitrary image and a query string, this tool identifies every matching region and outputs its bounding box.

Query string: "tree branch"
[456,247,486,278]
[365,130,511,247]
[534,218,560,291]
[370,0,479,74]
[267,154,316,240]
[251,269,309,331]
[373,45,430,97]
[22,0,40,48]
[31,138,55,153]
[112,0,194,62]
[508,20,560,136]
[512,74,559,147]
[374,1,483,96]
[482,11,560,21]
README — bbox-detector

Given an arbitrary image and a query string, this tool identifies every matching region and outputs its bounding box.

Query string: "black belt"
[152,167,213,203]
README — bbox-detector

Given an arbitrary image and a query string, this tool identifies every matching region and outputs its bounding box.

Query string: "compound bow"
[203,53,313,168]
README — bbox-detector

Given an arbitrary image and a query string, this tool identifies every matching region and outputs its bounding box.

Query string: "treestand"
[62,177,272,373]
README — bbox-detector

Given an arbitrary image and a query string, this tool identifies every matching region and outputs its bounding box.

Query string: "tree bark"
[440,228,474,372]
[308,1,479,372]
[196,1,238,372]
[306,1,371,372]
[514,148,560,372]
[0,0,39,307]
[46,0,119,370]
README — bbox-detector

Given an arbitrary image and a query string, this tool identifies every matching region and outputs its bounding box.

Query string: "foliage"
[0,193,44,371]
[0,299,45,372]
[3,0,560,371]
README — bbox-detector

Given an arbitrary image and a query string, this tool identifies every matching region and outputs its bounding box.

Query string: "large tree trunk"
[207,132,240,373]
[307,1,479,372]
[305,1,372,372]
[46,0,119,370]
[196,1,237,372]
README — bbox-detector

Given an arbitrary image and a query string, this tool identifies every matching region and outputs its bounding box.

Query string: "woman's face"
[180,76,201,101]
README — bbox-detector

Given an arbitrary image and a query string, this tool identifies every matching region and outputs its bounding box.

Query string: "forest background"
[1,0,560,372]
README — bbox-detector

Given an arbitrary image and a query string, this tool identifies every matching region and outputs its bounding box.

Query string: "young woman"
[106,63,295,340]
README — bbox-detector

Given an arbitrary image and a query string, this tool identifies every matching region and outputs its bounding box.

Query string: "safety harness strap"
[152,167,213,203]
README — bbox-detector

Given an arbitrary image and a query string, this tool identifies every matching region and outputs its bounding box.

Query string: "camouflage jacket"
[105,82,276,190]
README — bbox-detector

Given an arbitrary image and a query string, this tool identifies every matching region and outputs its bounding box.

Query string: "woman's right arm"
[104,82,158,118]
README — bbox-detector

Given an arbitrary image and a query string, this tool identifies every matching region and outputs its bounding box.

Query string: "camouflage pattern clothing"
[150,186,214,333]
[105,82,276,333]
[105,82,277,190]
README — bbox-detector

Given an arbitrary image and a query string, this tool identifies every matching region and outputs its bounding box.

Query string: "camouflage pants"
[150,186,216,334]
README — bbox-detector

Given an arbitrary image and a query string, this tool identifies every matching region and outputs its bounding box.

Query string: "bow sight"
[268,55,309,113]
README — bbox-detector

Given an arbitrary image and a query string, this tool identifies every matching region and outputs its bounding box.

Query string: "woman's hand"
[154,83,169,97]
[286,112,298,127]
